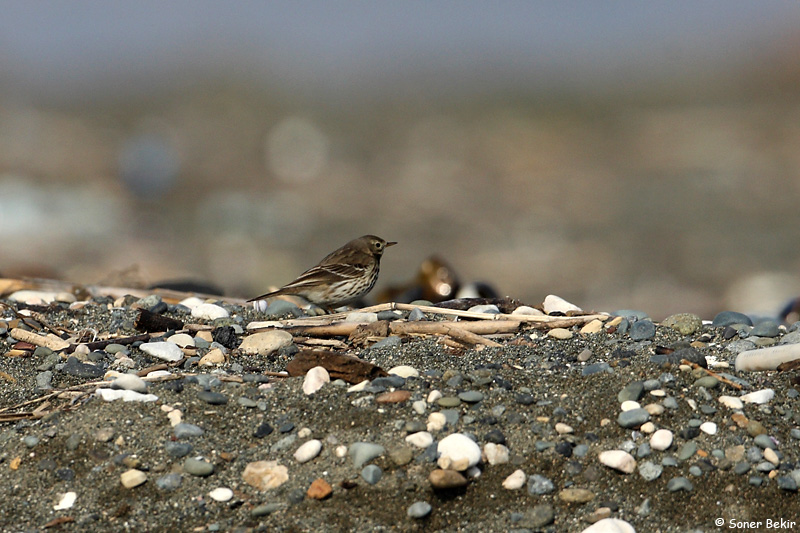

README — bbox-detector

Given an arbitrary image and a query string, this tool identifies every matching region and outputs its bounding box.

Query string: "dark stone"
[555,441,573,458]
[61,357,105,379]
[212,326,239,349]
[253,423,274,439]
[484,429,506,445]
[712,311,753,327]
[197,391,228,405]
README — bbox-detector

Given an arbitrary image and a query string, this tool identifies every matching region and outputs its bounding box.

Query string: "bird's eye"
[375,243,383,249]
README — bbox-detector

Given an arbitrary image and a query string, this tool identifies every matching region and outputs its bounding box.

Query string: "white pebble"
[208,487,234,502]
[405,431,434,449]
[191,303,229,320]
[555,422,574,434]
[740,388,775,405]
[167,333,195,347]
[109,373,148,393]
[548,328,573,340]
[483,443,510,465]
[388,365,419,378]
[298,427,312,438]
[334,445,348,458]
[620,400,641,411]
[239,331,293,356]
[347,380,369,392]
[343,312,378,323]
[437,433,482,471]
[699,422,717,435]
[543,294,582,314]
[167,410,182,427]
[53,491,77,510]
[649,389,666,397]
[718,395,744,409]
[650,429,673,451]
[178,296,205,309]
[294,439,323,463]
[146,370,173,379]
[511,306,543,316]
[427,390,443,403]
[303,367,330,395]
[427,412,447,432]
[640,422,655,433]
[598,450,636,474]
[579,518,636,533]
[120,469,147,488]
[140,341,183,362]
[412,400,427,415]
[764,447,780,466]
[95,388,159,402]
[502,469,527,490]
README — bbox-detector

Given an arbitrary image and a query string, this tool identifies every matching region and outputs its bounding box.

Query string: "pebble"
[548,328,573,340]
[350,442,386,468]
[699,421,717,435]
[388,365,419,378]
[620,400,641,411]
[376,390,411,403]
[629,320,656,340]
[120,469,147,488]
[174,423,204,439]
[427,412,447,432]
[666,476,694,492]
[662,313,703,335]
[753,434,776,450]
[429,469,468,489]
[713,311,753,327]
[740,389,775,404]
[303,366,330,395]
[638,461,663,481]
[361,464,383,485]
[437,433,482,471]
[242,460,289,490]
[344,312,378,323]
[580,320,604,334]
[598,450,636,474]
[408,308,426,321]
[23,435,40,448]
[53,492,77,510]
[579,518,636,533]
[184,457,214,477]
[458,390,484,403]
[251,503,285,516]
[95,388,159,402]
[483,443,510,465]
[526,504,556,528]
[543,294,582,314]
[294,439,323,463]
[167,333,195,347]
[407,501,432,519]
[719,395,744,409]
[527,474,555,495]
[239,331,293,356]
[198,390,228,405]
[109,373,148,393]
[559,488,595,503]
[751,320,780,338]
[191,303,229,320]
[406,431,434,449]
[199,348,225,366]
[617,408,650,428]
[307,478,332,499]
[140,341,183,362]
[502,469,527,490]
[468,304,500,314]
[208,487,234,502]
[512,305,543,316]
[650,429,673,451]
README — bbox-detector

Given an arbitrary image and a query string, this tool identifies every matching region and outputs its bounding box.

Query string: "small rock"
[184,457,214,477]
[599,450,636,474]
[406,431,434,449]
[548,328,573,340]
[208,487,234,502]
[361,464,383,485]
[437,433,482,471]
[199,348,225,366]
[483,443,510,465]
[110,373,148,393]
[376,390,411,403]
[307,478,332,499]
[543,294,582,314]
[666,476,694,492]
[294,439,323,463]
[662,313,703,335]
[349,442,386,468]
[239,331,293,356]
[388,365,419,378]
[407,501,432,519]
[191,303,229,320]
[429,469,468,489]
[502,469,527,490]
[629,320,656,340]
[242,460,289,490]
[579,518,636,533]
[527,474,555,495]
[617,408,650,429]
[303,366,330,395]
[650,429,673,451]
[713,311,753,327]
[740,389,775,404]
[120,469,147,488]
[558,488,595,503]
[140,342,183,362]
[719,395,744,409]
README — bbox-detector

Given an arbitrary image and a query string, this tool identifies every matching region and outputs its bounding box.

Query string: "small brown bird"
[248,235,397,310]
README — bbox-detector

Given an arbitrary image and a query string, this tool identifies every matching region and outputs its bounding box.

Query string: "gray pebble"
[35,371,53,391]
[271,434,297,453]
[617,408,650,428]
[666,476,694,492]
[694,376,719,389]
[525,504,555,528]
[688,465,703,477]
[642,379,661,391]
[638,461,662,481]
[183,457,214,477]
[441,409,460,426]
[155,473,182,491]
[749,476,764,486]
[754,434,776,449]
[23,435,40,448]
[65,434,81,451]
[733,462,750,475]
[458,391,484,403]
[662,397,679,410]
[527,474,555,495]
[573,444,589,458]
[350,442,386,468]
[677,442,698,461]
[408,308,426,321]
[777,476,798,491]
[361,464,383,485]
[713,311,753,327]
[630,320,656,340]
[614,310,650,321]
[582,362,613,375]
[751,321,780,338]
[174,423,204,439]
[237,397,258,408]
[165,441,193,458]
[407,501,432,519]
[618,381,644,402]
[251,503,285,516]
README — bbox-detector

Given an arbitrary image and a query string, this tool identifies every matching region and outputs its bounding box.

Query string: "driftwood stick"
[9,328,70,351]
[680,359,743,390]
[389,321,503,346]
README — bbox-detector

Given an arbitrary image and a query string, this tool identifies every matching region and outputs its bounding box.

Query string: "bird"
[248,235,397,310]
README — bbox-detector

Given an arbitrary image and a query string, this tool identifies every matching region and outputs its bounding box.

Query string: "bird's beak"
[386,241,398,247]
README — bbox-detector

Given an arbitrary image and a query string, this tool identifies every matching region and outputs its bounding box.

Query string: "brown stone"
[731,413,749,428]
[558,488,595,503]
[376,390,412,404]
[287,350,388,384]
[307,478,333,500]
[429,469,468,489]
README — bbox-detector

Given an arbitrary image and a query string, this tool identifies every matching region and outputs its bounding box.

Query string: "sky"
[1,1,799,102]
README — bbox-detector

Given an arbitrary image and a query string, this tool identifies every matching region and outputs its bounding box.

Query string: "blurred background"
[2,1,800,319]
